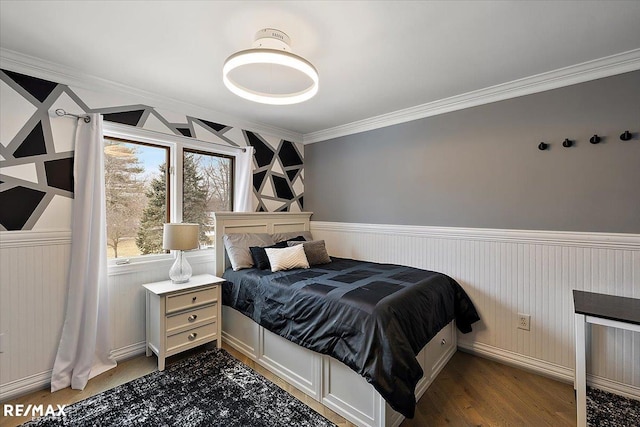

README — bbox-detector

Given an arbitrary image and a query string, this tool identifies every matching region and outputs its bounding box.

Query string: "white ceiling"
[1,1,639,141]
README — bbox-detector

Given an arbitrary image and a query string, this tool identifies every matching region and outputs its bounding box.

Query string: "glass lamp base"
[169,250,192,284]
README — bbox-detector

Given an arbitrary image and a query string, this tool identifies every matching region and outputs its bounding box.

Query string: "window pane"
[104,138,168,259]
[183,150,233,249]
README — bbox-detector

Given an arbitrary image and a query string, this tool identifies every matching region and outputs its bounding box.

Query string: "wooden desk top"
[573,290,640,325]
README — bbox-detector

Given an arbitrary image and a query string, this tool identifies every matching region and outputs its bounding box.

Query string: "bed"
[213,212,479,427]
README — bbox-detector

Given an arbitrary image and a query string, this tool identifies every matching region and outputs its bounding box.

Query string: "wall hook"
[589,135,601,144]
[620,131,632,141]
[538,142,548,151]
[562,138,573,148]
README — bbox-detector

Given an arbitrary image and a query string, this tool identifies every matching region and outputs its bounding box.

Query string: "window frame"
[183,147,235,215]
[103,122,241,269]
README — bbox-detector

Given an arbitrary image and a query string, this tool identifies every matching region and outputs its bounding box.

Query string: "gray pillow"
[223,233,275,271]
[271,231,313,243]
[287,240,331,265]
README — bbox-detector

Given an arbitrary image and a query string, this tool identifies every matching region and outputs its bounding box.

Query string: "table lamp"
[162,223,199,283]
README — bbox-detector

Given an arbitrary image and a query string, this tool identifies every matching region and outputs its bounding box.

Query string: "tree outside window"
[104,137,234,259]
[183,149,233,248]
[104,138,168,259]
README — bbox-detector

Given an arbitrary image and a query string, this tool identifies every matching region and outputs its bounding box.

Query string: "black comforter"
[222,257,479,418]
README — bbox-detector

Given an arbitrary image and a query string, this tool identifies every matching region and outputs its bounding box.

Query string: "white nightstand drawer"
[166,321,217,353]
[166,286,217,314]
[144,274,223,370]
[166,303,217,334]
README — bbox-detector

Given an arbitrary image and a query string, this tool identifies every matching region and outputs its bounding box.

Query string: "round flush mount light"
[223,28,319,105]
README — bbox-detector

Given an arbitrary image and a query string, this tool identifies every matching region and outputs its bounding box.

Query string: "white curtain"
[234,146,254,212]
[51,113,116,392]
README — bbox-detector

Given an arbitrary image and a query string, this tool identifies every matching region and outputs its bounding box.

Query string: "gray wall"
[305,70,640,233]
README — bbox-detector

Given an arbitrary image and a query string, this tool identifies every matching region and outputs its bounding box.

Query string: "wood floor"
[408,351,576,426]
[1,346,576,427]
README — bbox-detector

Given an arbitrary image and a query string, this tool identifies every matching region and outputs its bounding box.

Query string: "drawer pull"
[192,296,197,302]
[188,333,198,341]
[441,338,447,346]
[188,314,198,322]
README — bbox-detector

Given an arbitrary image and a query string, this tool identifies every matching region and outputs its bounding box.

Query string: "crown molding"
[303,48,640,144]
[0,48,303,143]
[3,47,638,146]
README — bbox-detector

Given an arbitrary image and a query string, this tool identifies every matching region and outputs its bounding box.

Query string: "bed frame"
[213,212,456,427]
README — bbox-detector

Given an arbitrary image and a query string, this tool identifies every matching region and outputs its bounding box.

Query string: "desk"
[573,290,640,427]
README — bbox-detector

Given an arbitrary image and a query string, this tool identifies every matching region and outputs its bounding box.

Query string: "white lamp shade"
[162,223,199,251]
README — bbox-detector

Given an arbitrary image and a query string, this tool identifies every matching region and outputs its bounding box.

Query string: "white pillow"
[265,244,310,272]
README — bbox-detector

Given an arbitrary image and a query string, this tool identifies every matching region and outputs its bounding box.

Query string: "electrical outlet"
[517,313,530,331]
[0,332,5,353]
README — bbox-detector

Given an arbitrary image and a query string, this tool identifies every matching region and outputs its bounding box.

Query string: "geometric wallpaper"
[0,69,304,231]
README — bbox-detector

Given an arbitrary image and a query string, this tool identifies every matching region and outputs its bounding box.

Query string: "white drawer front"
[322,355,376,426]
[166,303,217,334]
[427,321,454,377]
[166,286,217,314]
[166,322,216,353]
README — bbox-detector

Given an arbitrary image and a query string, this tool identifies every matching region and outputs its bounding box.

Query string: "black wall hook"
[538,142,548,151]
[562,138,573,148]
[620,131,632,141]
[590,135,601,144]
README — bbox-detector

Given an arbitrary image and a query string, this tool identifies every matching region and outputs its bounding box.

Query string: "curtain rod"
[56,109,249,153]
[101,119,249,153]
[55,108,91,123]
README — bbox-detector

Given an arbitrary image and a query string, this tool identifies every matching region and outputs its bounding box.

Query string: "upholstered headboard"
[212,212,312,276]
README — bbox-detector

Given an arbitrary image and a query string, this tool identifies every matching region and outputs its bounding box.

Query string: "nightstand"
[143,274,224,370]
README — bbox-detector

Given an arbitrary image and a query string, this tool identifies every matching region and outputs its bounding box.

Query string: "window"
[183,149,233,249]
[103,129,235,260]
[104,138,169,259]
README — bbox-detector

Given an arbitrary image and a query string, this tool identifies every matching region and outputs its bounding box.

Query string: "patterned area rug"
[588,386,640,427]
[19,348,639,426]
[23,349,335,427]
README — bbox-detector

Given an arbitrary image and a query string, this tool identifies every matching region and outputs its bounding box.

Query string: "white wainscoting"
[0,230,215,401]
[310,221,640,399]
[3,224,639,402]
[0,231,71,401]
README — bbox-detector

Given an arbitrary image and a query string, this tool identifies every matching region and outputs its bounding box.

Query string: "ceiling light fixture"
[223,28,319,105]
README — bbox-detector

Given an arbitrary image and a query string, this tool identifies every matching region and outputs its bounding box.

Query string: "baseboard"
[0,343,147,402]
[0,370,52,403]
[109,341,147,362]
[458,341,640,400]
[589,375,640,401]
